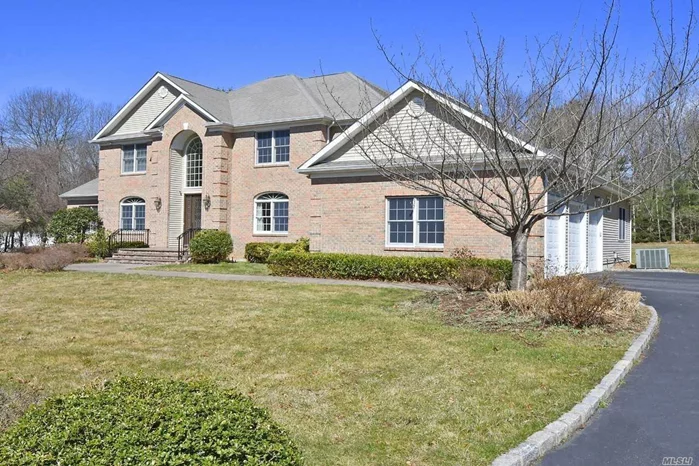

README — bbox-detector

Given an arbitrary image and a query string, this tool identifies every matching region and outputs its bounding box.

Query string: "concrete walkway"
[541,271,699,466]
[64,262,448,292]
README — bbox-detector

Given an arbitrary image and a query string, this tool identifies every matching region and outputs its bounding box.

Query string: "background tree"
[324,2,699,289]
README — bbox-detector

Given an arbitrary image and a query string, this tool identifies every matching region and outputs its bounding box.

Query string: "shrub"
[0,377,302,466]
[190,230,233,263]
[0,244,88,272]
[488,274,641,329]
[85,228,110,258]
[267,250,511,284]
[46,208,101,244]
[449,248,509,292]
[245,238,310,263]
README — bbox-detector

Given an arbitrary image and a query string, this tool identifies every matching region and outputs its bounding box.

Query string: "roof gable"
[298,80,541,173]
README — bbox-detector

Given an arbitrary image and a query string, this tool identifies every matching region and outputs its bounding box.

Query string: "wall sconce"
[203,194,211,211]
[154,196,162,212]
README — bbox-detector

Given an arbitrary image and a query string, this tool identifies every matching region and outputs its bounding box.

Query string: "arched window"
[185,137,203,188]
[120,197,146,231]
[254,193,288,233]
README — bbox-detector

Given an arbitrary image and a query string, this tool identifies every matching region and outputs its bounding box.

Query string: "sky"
[0,0,693,109]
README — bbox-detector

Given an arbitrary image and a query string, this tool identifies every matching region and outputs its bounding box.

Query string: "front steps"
[107,248,182,265]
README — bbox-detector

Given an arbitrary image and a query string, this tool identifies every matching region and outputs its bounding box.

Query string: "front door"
[183,194,202,239]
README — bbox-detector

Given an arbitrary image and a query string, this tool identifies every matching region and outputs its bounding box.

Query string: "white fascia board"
[93,72,191,140]
[297,80,547,172]
[144,95,220,131]
[297,81,416,171]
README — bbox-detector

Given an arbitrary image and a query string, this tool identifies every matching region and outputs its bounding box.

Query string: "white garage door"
[587,210,603,273]
[567,212,587,273]
[545,202,567,277]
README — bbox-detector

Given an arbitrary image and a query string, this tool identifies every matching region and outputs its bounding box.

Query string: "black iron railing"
[177,228,201,260]
[108,229,150,255]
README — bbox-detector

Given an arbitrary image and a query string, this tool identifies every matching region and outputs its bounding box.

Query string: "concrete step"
[107,256,182,265]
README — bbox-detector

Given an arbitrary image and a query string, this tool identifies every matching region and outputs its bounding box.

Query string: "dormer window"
[256,130,290,165]
[122,144,147,174]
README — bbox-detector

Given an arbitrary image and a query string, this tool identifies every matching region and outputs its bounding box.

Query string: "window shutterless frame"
[385,196,445,248]
[253,193,289,235]
[255,129,290,165]
[121,144,147,174]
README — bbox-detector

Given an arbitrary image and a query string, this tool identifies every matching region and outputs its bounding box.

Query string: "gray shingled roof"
[59,178,98,199]
[162,72,388,128]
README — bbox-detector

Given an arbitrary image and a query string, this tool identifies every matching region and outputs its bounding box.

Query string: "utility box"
[635,248,671,269]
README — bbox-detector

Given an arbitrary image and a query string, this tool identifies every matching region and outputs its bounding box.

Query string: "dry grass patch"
[0,271,642,465]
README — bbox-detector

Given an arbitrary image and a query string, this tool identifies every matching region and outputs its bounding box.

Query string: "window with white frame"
[122,144,147,173]
[254,193,289,233]
[618,207,627,240]
[120,197,146,230]
[387,196,444,247]
[185,137,203,188]
[256,130,290,164]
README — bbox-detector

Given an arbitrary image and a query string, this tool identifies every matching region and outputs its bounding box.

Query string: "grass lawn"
[147,261,270,275]
[0,272,639,465]
[633,242,699,272]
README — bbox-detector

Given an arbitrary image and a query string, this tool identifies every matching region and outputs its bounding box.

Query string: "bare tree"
[323,1,699,289]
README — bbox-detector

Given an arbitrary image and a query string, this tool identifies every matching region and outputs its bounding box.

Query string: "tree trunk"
[671,179,677,242]
[510,231,529,291]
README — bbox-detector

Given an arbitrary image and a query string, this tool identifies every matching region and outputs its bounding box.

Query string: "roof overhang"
[144,94,220,132]
[92,72,192,141]
[297,80,544,174]
[90,130,162,146]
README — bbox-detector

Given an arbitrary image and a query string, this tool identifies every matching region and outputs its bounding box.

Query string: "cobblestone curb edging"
[491,303,659,466]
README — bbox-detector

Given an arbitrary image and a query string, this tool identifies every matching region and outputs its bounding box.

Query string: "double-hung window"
[256,130,290,164]
[618,207,627,240]
[122,144,147,173]
[386,196,444,247]
[255,193,289,234]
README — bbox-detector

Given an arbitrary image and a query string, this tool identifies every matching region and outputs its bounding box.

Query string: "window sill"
[121,171,147,176]
[254,162,290,168]
[385,246,444,252]
[253,233,289,237]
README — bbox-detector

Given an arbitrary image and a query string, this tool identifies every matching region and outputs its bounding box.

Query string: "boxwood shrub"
[190,230,233,263]
[267,250,512,284]
[245,237,310,263]
[0,377,302,466]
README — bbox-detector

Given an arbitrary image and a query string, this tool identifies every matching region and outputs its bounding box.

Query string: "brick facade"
[99,103,544,261]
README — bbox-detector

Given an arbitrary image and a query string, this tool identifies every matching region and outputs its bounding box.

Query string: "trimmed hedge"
[0,377,302,465]
[190,230,234,263]
[245,237,310,263]
[267,250,512,284]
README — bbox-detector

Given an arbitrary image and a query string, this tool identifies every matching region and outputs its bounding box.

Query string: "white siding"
[168,148,184,247]
[603,201,631,264]
[325,91,481,164]
[113,83,179,136]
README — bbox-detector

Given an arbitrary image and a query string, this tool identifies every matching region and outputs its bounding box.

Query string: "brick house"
[69,71,631,272]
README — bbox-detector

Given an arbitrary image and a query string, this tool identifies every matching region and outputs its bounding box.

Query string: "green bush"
[190,230,233,263]
[85,228,110,258]
[0,377,302,465]
[245,238,310,263]
[267,250,511,284]
[46,208,101,243]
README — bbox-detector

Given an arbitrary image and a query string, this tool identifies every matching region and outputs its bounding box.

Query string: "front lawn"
[147,261,270,275]
[633,242,699,272]
[0,272,638,465]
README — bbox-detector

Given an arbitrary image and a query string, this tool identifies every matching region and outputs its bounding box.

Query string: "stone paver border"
[491,303,659,466]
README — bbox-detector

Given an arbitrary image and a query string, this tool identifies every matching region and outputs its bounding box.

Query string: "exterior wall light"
[203,194,211,211]
[154,196,162,212]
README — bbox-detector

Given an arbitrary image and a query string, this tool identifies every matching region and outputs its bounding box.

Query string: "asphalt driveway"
[541,272,699,466]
